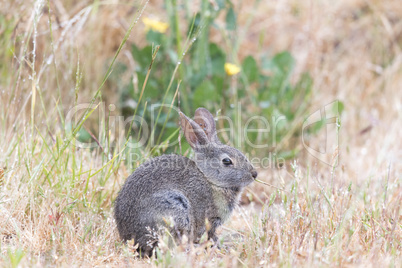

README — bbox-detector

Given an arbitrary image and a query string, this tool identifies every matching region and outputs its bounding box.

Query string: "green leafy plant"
[110,0,322,164]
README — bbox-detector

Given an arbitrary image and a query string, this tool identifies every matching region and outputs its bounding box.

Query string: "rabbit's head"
[180,108,258,188]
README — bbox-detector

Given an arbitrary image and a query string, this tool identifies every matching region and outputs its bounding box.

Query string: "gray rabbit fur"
[114,108,257,257]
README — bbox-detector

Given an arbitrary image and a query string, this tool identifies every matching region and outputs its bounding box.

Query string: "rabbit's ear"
[180,111,209,148]
[193,108,219,143]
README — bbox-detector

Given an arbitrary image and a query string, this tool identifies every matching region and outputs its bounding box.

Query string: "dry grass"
[0,0,401,267]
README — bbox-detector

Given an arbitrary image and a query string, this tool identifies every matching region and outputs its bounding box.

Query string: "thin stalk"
[155,80,181,146]
[47,0,64,127]
[255,179,290,193]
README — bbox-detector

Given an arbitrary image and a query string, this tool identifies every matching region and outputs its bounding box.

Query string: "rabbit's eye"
[222,158,233,166]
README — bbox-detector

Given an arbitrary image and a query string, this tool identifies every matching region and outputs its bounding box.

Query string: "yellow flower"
[142,17,169,33]
[224,63,241,76]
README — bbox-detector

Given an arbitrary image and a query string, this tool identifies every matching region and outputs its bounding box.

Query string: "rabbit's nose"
[251,170,258,179]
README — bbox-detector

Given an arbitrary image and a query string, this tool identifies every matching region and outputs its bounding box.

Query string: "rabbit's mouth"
[241,172,258,186]
[251,170,258,180]
[244,170,258,183]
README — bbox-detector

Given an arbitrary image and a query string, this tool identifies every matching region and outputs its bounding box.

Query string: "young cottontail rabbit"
[114,108,257,257]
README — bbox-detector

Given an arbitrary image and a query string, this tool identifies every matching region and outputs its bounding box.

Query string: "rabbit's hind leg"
[152,190,194,243]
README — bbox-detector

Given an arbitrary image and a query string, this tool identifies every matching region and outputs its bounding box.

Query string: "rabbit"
[114,107,258,257]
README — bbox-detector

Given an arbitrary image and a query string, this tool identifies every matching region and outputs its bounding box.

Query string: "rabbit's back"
[116,154,205,199]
